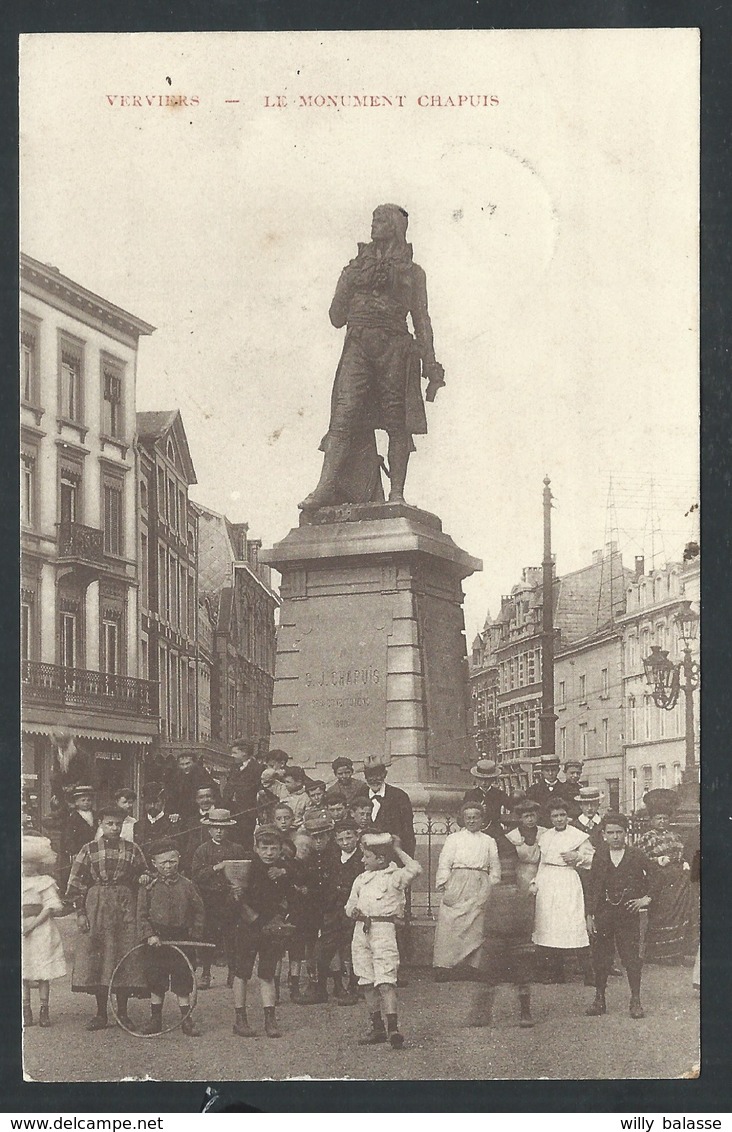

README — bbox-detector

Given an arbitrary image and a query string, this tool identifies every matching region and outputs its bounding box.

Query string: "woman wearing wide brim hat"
[463,759,511,830]
[637,789,693,963]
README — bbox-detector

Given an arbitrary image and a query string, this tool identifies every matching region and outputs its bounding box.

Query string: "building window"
[673,763,682,786]
[103,479,124,556]
[157,468,166,517]
[140,479,148,513]
[658,703,666,738]
[21,453,36,527]
[141,637,149,680]
[527,649,535,683]
[180,662,189,739]
[59,471,80,526]
[601,667,609,697]
[21,599,33,661]
[60,611,77,668]
[642,764,653,795]
[58,337,84,422]
[579,674,587,702]
[170,554,179,630]
[168,480,178,533]
[559,726,567,758]
[102,363,123,437]
[579,722,589,759]
[187,572,195,637]
[606,778,620,812]
[21,316,40,404]
[158,546,167,619]
[170,652,179,738]
[602,717,609,755]
[188,662,196,738]
[159,646,168,739]
[643,695,652,741]
[558,679,566,706]
[658,764,667,789]
[101,618,119,675]
[629,767,637,812]
[140,533,149,608]
[228,680,237,738]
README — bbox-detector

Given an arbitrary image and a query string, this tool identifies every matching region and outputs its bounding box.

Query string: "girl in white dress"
[22,835,67,1028]
[530,801,593,982]
[433,804,501,976]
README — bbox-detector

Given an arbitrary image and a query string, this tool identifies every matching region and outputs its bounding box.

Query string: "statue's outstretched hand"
[424,361,445,402]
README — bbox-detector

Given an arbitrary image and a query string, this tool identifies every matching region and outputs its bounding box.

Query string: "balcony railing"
[22,661,157,718]
[57,521,105,563]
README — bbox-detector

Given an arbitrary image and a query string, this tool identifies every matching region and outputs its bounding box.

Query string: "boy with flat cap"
[345,831,421,1048]
[331,757,368,807]
[137,839,206,1036]
[230,825,295,1038]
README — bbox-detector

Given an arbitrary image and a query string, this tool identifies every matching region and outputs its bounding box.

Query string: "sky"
[20,30,699,635]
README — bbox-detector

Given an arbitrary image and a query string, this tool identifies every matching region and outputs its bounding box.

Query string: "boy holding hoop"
[137,840,206,1036]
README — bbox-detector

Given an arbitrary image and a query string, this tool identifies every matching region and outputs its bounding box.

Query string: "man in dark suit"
[166,750,218,822]
[361,756,415,857]
[585,812,651,1019]
[526,755,575,826]
[135,781,179,849]
[222,737,263,851]
[463,759,511,829]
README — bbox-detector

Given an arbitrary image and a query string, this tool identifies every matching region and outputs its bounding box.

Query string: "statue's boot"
[387,434,410,503]
[299,434,350,511]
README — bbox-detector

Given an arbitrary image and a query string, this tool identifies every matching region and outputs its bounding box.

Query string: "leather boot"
[629,996,645,1019]
[468,983,496,1027]
[518,991,534,1028]
[585,991,607,1016]
[299,435,350,511]
[264,1007,281,1038]
[181,1014,201,1037]
[39,1005,51,1028]
[387,434,410,503]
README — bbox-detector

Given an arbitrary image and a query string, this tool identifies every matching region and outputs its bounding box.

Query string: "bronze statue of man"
[299,203,445,512]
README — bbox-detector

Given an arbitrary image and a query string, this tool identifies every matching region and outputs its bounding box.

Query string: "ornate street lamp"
[642,599,700,834]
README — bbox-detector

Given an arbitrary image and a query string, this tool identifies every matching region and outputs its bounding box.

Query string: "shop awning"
[22,722,153,745]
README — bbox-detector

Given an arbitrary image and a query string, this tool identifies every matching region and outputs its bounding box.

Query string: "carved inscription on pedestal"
[294,596,391,762]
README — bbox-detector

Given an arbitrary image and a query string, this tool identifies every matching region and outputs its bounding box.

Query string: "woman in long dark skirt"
[638,790,693,964]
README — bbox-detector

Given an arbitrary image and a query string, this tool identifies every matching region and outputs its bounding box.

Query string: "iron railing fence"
[22,660,157,717]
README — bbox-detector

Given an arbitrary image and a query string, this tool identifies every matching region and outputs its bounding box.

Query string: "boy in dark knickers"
[137,840,205,1036]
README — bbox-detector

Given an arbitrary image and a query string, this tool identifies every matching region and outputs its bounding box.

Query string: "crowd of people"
[21,740,698,1050]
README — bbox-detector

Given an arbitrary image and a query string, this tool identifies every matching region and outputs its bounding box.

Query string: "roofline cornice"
[21,253,156,340]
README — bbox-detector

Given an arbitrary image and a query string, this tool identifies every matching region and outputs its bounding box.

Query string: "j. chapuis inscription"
[305,666,380,688]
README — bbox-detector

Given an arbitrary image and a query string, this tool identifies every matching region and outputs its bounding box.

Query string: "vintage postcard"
[19,29,699,1083]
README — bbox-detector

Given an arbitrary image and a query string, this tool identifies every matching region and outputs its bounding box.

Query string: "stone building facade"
[195,504,279,759]
[136,410,220,777]
[21,254,158,827]
[470,544,632,787]
[616,554,700,812]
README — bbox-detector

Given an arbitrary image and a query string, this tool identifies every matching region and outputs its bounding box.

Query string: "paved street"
[24,920,698,1083]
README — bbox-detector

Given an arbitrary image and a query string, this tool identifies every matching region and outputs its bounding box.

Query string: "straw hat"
[200,808,238,827]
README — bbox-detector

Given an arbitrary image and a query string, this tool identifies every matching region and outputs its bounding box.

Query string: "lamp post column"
[675,645,699,853]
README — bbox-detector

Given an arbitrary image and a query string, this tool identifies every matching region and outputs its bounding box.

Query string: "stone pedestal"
[261,503,482,807]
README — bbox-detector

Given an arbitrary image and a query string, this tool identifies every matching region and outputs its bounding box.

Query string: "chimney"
[634,555,645,579]
[592,549,603,565]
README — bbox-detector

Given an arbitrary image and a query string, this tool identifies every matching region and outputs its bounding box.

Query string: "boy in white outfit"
[345,831,421,1049]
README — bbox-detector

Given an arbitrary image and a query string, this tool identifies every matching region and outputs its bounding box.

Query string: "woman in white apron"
[433,803,501,977]
[531,800,593,982]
